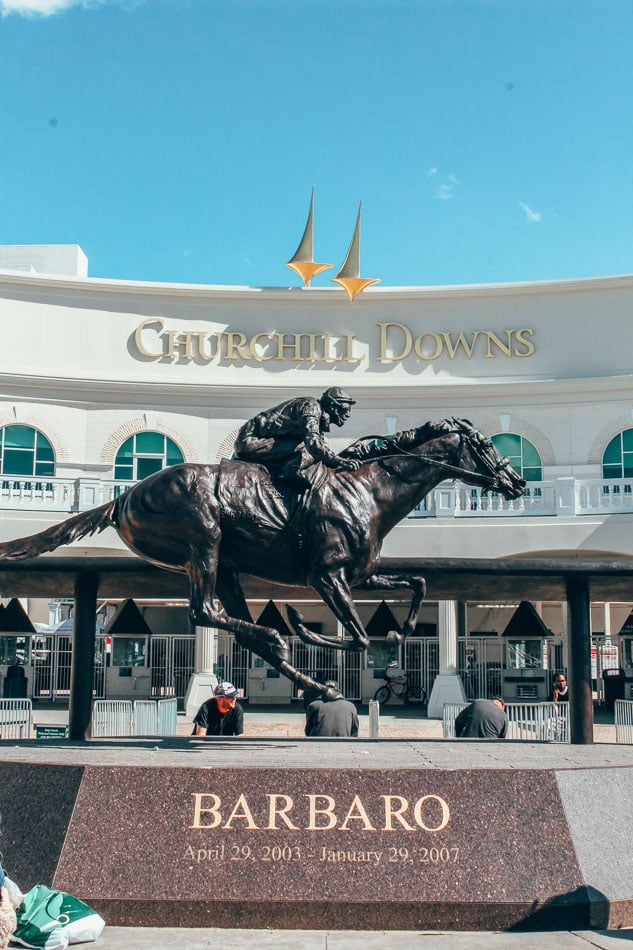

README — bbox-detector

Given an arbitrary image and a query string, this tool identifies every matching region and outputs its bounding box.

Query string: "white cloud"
[437,174,461,200]
[0,0,127,15]
[519,202,542,222]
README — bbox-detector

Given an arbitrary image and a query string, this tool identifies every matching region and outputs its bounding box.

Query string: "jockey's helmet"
[322,387,356,408]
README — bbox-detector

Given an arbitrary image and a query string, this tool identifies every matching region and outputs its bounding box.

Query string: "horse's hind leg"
[358,573,426,644]
[287,569,370,652]
[214,564,325,694]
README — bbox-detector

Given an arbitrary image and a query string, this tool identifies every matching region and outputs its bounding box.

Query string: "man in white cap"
[193,682,244,736]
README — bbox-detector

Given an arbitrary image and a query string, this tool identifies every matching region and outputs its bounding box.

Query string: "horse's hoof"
[286,604,304,631]
[385,630,403,647]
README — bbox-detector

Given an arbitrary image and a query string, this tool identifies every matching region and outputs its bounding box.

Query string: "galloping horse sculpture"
[0,418,524,695]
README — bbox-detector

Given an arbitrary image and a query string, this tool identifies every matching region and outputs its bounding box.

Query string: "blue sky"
[0,0,632,288]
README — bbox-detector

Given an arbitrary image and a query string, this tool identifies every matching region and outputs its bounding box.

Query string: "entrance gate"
[290,641,362,700]
[149,636,195,706]
[31,634,105,700]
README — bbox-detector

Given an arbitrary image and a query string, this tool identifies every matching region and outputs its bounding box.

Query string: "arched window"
[0,425,55,477]
[491,433,542,481]
[602,429,633,479]
[114,432,184,481]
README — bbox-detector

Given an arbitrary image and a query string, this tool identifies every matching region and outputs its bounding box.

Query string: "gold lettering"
[190,793,222,829]
[339,795,376,832]
[223,332,251,361]
[306,795,337,830]
[378,322,412,362]
[223,793,259,829]
[266,794,299,830]
[413,795,450,833]
[342,333,362,363]
[483,330,513,359]
[249,332,275,362]
[133,318,165,359]
[194,332,218,362]
[414,332,443,361]
[165,330,193,360]
[271,333,302,361]
[514,328,535,357]
[440,331,481,359]
[381,795,415,831]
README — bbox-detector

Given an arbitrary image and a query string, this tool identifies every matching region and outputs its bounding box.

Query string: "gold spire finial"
[332,201,380,302]
[285,188,333,286]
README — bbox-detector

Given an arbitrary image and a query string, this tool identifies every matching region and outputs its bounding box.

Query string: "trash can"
[3,664,27,698]
[602,667,626,713]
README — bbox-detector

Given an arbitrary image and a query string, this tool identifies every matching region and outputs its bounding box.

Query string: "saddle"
[216,458,309,534]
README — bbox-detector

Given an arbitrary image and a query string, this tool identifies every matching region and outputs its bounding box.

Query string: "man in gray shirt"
[455,697,508,739]
[305,680,359,737]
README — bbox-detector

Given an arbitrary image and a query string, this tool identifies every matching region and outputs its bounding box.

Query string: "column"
[68,571,98,741]
[184,624,219,718]
[427,599,466,718]
[566,579,593,744]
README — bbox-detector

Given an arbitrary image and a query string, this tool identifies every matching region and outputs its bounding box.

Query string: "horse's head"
[447,419,526,499]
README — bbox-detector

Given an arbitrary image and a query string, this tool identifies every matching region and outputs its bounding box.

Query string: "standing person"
[193,682,244,736]
[233,388,360,489]
[454,697,508,739]
[305,680,359,737]
[550,673,570,702]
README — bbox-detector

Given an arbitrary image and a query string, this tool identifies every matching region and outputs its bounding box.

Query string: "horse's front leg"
[358,573,427,645]
[287,569,369,653]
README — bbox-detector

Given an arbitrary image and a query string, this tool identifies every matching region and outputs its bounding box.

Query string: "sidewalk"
[91,925,633,948]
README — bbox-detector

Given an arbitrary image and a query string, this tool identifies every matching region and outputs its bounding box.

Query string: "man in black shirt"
[193,682,244,736]
[454,697,508,739]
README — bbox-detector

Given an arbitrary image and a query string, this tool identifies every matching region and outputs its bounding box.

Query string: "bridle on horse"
[350,427,512,491]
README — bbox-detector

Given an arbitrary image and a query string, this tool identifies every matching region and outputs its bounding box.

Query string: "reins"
[346,430,502,490]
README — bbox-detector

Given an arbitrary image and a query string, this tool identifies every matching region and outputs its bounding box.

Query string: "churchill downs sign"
[133,318,535,365]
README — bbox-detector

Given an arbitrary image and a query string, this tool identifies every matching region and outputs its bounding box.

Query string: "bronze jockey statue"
[233,387,361,489]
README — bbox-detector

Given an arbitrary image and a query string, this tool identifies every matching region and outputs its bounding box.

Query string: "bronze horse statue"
[0,418,524,695]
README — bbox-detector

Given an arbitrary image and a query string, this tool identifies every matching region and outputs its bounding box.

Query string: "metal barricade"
[93,699,177,737]
[157,698,177,736]
[442,703,467,737]
[443,701,569,742]
[615,699,633,743]
[92,700,133,737]
[133,700,159,736]
[0,698,32,739]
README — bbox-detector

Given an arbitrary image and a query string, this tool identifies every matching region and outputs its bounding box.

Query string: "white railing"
[0,698,33,739]
[1,474,633,520]
[0,477,76,511]
[134,698,178,736]
[615,699,633,743]
[92,700,133,737]
[410,477,633,518]
[92,698,177,738]
[443,701,569,742]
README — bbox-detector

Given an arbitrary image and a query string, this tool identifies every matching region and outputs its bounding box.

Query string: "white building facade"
[1,245,632,710]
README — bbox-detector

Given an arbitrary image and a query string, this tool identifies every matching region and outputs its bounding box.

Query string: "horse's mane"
[342,417,478,463]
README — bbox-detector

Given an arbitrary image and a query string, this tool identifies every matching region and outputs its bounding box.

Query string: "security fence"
[615,699,633,743]
[0,698,32,739]
[443,701,569,742]
[92,698,178,737]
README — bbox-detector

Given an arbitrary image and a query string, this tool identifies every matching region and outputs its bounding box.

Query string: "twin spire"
[285,189,380,302]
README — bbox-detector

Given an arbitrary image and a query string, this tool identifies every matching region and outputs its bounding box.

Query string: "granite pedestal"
[1,738,632,932]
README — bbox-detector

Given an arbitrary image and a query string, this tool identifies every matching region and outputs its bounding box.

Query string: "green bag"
[12,884,104,950]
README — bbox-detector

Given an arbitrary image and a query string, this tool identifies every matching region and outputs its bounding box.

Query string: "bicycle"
[372,663,427,706]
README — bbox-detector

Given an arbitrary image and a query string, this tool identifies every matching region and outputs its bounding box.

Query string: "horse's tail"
[0,499,117,560]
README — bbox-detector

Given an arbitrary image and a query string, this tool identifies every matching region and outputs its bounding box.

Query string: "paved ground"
[92,925,633,948]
